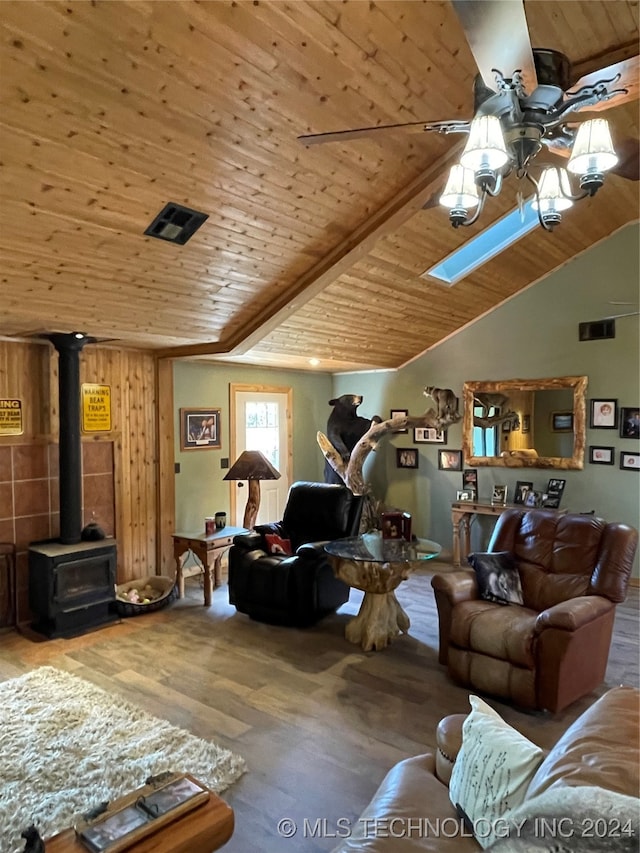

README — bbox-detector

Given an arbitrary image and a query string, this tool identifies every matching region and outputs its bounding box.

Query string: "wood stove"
[29,540,116,637]
[28,332,118,638]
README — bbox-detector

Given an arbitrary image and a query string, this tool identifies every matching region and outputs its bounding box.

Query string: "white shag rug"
[0,667,246,852]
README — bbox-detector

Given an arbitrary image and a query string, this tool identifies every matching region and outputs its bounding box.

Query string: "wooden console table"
[451,500,568,566]
[451,500,519,566]
[172,527,247,606]
[46,791,234,853]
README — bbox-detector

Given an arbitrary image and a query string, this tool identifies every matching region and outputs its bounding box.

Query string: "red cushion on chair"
[264,533,292,556]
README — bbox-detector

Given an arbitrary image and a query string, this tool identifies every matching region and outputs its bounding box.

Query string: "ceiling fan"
[298,0,639,230]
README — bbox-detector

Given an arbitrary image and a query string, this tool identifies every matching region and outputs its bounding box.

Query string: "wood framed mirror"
[462,376,588,469]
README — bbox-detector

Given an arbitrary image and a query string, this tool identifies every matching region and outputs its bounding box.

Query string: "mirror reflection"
[462,377,587,469]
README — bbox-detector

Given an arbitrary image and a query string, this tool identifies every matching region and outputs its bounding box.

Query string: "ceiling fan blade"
[451,0,537,95]
[609,136,640,181]
[298,120,469,146]
[422,188,445,210]
[570,55,639,112]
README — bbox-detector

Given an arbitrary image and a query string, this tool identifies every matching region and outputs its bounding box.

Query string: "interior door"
[230,385,292,528]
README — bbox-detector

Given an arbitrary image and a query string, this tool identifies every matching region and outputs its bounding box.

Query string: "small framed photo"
[524,490,543,508]
[462,469,478,491]
[396,448,418,469]
[413,426,447,444]
[589,399,617,429]
[619,407,640,439]
[491,485,508,506]
[513,480,533,505]
[541,492,562,509]
[180,408,221,450]
[589,446,615,465]
[390,409,409,434]
[620,451,640,471]
[456,490,475,502]
[551,411,574,432]
[521,414,530,435]
[502,420,511,433]
[438,449,463,471]
[546,478,566,495]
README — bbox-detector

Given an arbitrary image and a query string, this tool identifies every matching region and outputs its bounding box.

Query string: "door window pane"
[245,402,279,469]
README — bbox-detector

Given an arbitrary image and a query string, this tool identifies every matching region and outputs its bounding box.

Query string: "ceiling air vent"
[144,202,208,245]
[578,319,615,341]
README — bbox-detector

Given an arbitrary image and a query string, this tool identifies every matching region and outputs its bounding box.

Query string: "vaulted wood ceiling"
[1,1,638,372]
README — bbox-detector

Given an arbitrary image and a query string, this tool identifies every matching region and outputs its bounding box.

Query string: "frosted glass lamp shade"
[532,167,573,213]
[567,119,618,175]
[460,115,509,172]
[440,165,480,209]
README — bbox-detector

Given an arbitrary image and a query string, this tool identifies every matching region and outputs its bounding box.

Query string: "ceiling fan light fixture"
[440,165,480,210]
[532,167,574,221]
[460,115,510,172]
[567,119,618,178]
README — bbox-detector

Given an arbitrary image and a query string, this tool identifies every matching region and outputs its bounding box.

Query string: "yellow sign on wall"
[82,384,112,432]
[0,399,23,435]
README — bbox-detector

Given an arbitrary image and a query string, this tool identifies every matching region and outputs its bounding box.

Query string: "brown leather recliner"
[431,509,638,712]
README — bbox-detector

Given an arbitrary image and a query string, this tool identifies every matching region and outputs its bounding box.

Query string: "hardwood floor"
[1,565,638,852]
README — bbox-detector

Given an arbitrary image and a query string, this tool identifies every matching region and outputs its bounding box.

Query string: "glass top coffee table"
[325,532,441,651]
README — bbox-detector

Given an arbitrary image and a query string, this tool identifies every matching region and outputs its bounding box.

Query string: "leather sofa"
[228,481,362,627]
[431,509,638,711]
[331,685,640,852]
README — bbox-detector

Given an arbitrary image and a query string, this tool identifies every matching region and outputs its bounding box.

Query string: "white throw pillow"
[449,695,544,849]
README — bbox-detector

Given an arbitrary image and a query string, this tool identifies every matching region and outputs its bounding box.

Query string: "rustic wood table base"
[344,587,410,652]
[332,557,412,652]
[326,533,442,652]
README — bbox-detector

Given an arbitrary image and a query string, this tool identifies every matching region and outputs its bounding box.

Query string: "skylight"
[422,197,539,286]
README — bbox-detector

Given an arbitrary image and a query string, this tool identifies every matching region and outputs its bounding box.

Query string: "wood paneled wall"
[0,340,172,618]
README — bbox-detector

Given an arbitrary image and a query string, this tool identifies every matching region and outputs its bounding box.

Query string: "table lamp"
[223,450,281,529]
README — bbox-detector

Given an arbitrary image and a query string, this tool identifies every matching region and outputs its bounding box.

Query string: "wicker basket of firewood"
[115,575,178,617]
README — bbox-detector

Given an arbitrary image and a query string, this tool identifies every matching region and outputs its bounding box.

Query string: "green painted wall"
[333,223,640,575]
[173,361,332,531]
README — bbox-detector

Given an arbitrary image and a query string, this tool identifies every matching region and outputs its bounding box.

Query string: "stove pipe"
[46,332,96,545]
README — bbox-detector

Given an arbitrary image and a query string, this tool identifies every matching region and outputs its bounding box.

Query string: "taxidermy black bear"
[324,395,381,484]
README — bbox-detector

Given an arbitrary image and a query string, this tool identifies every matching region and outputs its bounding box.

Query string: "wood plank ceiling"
[1,1,638,372]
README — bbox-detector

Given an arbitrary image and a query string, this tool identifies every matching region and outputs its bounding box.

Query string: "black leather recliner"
[228,481,363,627]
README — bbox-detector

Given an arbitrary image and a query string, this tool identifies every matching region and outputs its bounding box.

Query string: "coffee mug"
[214,512,226,530]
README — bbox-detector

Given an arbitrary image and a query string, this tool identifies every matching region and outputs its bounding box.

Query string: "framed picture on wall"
[390,409,409,434]
[589,399,617,429]
[619,407,640,439]
[589,446,615,465]
[620,451,640,471]
[396,448,418,469]
[438,449,462,471]
[414,427,446,444]
[180,408,221,450]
